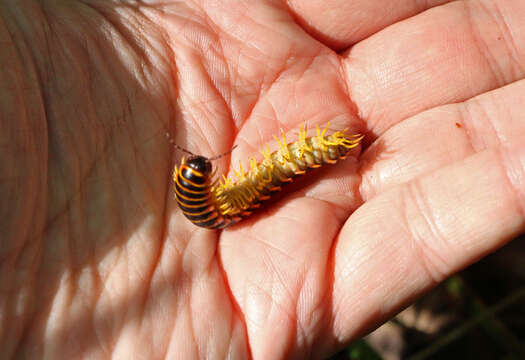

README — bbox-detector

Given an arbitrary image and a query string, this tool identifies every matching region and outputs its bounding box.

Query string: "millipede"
[170,123,363,229]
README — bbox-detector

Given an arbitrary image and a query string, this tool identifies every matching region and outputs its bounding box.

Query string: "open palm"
[3,0,525,358]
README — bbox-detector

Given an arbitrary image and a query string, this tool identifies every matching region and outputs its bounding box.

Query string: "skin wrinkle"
[3,12,52,324]
[218,280,235,358]
[332,229,372,308]
[135,225,165,332]
[229,45,293,127]
[81,2,151,68]
[157,299,171,360]
[176,93,213,154]
[94,174,124,356]
[45,65,133,238]
[287,50,320,84]
[126,14,163,72]
[1,37,38,262]
[311,229,339,357]
[242,280,284,354]
[216,245,253,359]
[313,192,359,223]
[393,184,434,289]
[188,284,201,359]
[253,207,330,354]
[165,266,191,356]
[405,179,450,283]
[249,278,297,329]
[199,60,232,125]
[10,247,42,355]
[211,8,317,124]
[468,97,503,148]
[266,97,281,133]
[298,256,335,355]
[203,19,235,117]
[293,270,309,355]
[495,91,516,137]
[262,250,299,356]
[341,51,379,132]
[252,1,297,42]
[176,46,237,151]
[464,1,505,88]
[170,219,198,263]
[261,241,298,306]
[71,270,94,357]
[42,142,109,243]
[157,41,182,139]
[159,241,189,356]
[457,100,490,152]
[154,152,174,304]
[498,147,525,223]
[234,126,265,160]
[71,172,89,272]
[496,2,525,76]
[90,264,106,354]
[226,312,234,359]
[335,54,358,120]
[248,229,295,263]
[51,259,76,357]
[200,12,235,108]
[106,17,171,102]
[39,6,60,94]
[481,0,525,79]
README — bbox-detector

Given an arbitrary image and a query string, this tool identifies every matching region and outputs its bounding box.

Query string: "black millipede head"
[186,155,212,175]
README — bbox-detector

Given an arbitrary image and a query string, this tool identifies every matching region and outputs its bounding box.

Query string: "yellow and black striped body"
[173,125,364,229]
[174,156,229,229]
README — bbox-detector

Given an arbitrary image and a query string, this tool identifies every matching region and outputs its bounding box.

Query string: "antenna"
[165,132,195,156]
[209,145,238,161]
[166,131,237,160]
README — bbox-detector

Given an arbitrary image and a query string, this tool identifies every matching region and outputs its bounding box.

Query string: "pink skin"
[2,0,525,358]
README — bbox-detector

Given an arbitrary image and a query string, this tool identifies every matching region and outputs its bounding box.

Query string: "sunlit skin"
[1,1,525,359]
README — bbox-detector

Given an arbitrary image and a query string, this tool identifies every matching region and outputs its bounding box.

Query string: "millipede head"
[186,155,213,175]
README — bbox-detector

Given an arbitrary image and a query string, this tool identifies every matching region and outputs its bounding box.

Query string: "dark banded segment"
[184,210,217,222]
[175,181,208,201]
[198,215,222,228]
[174,159,224,229]
[177,202,210,214]
[176,174,207,191]
[174,185,208,205]
[181,166,207,185]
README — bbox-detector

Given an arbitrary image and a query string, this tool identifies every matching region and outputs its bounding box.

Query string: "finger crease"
[404,180,450,283]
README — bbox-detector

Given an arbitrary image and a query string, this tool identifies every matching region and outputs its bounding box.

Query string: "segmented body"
[173,124,363,229]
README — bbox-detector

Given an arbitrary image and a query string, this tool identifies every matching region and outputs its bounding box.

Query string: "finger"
[330,142,525,349]
[286,0,451,50]
[342,0,525,135]
[361,78,525,199]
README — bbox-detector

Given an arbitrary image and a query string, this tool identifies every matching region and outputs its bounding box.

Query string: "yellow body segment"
[210,123,363,218]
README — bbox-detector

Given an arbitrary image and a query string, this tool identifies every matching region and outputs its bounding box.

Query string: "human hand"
[2,0,524,358]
